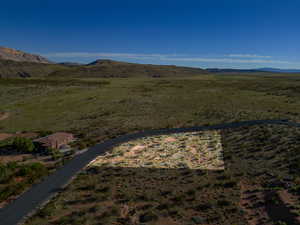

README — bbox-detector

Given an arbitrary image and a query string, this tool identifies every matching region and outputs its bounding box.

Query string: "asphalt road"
[0,119,298,225]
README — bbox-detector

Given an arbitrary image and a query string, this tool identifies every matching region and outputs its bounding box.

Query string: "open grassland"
[1,74,300,144]
[24,124,300,225]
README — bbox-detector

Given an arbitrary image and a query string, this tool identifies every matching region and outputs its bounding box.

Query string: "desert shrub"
[6,161,18,170]
[38,130,52,137]
[0,162,18,183]
[194,203,212,211]
[223,180,237,188]
[17,162,48,180]
[156,203,169,210]
[0,162,47,202]
[74,138,96,149]
[96,186,109,193]
[217,199,231,207]
[48,148,62,160]
[185,189,195,196]
[77,141,88,150]
[0,187,12,200]
[12,137,35,153]
[86,139,97,147]
[36,203,56,217]
[133,85,153,93]
[0,137,14,148]
[139,211,158,223]
[291,185,300,195]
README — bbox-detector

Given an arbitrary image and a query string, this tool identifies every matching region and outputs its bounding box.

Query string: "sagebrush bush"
[12,137,35,153]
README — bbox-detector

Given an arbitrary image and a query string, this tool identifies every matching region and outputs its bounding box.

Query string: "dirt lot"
[90,130,224,170]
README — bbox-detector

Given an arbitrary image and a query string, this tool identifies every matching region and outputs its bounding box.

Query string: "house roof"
[34,132,74,147]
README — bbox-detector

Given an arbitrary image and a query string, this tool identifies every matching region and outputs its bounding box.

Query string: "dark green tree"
[12,137,35,153]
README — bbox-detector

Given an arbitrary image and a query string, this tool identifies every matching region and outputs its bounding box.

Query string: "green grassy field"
[1,74,300,143]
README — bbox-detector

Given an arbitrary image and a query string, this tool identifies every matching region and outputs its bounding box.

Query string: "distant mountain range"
[58,62,84,66]
[256,68,300,73]
[206,68,264,73]
[0,47,208,78]
[207,68,300,74]
[49,59,208,78]
[0,46,299,78]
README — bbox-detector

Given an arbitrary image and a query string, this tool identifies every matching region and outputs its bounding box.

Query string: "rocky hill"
[49,59,208,78]
[0,46,51,64]
[0,58,208,78]
[0,46,209,78]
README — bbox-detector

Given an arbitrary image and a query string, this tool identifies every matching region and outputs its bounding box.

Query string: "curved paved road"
[0,119,299,225]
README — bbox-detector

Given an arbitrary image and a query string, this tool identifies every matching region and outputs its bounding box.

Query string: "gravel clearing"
[90,130,224,170]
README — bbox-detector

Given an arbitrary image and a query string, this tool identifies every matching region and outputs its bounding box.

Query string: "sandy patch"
[90,130,224,170]
[0,133,13,141]
[164,137,177,142]
[0,154,27,163]
[0,112,9,121]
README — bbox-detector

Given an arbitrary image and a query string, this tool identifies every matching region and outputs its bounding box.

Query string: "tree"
[12,137,35,153]
[48,148,62,160]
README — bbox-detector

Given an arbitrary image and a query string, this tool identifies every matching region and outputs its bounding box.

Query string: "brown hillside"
[0,46,51,64]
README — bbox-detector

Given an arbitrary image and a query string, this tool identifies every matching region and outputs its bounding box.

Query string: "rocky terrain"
[90,130,224,170]
[0,46,51,64]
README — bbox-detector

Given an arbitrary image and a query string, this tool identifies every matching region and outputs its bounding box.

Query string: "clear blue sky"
[1,0,300,69]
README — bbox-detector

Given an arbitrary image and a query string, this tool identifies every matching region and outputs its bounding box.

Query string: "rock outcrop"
[0,46,51,64]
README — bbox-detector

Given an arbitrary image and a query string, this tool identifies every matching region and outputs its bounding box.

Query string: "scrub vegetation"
[25,124,300,225]
[2,73,300,224]
[0,136,74,206]
[0,161,48,205]
[1,74,300,141]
